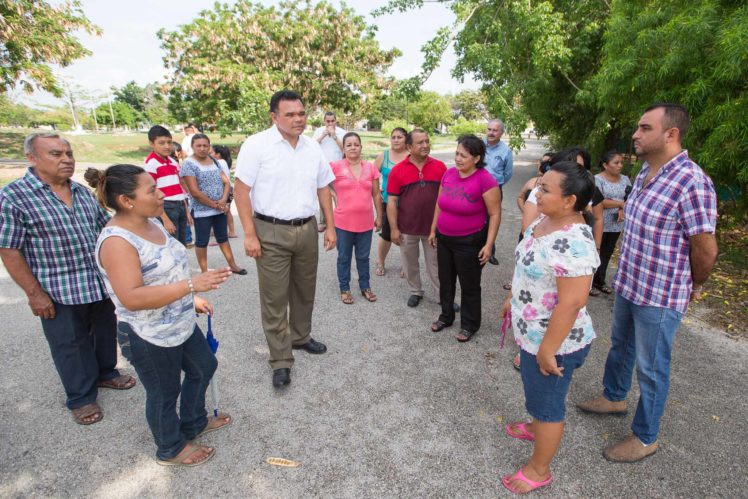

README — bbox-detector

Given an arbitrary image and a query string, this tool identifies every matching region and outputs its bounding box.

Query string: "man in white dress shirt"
[312,111,346,231]
[234,90,336,388]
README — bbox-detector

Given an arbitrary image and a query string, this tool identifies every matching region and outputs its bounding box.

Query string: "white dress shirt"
[235,125,335,220]
[312,126,346,162]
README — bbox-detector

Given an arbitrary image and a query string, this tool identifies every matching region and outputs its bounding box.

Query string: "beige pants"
[400,233,439,298]
[254,217,318,369]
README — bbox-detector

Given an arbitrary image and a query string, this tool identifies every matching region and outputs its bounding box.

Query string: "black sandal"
[430,320,452,332]
[455,329,476,342]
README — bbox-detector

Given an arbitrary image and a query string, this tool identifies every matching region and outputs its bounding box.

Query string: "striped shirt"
[613,151,717,314]
[0,168,110,305]
[144,152,186,201]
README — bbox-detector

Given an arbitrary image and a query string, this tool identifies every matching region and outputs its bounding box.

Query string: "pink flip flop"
[504,422,535,442]
[501,468,552,494]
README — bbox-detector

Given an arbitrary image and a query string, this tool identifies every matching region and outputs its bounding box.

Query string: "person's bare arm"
[233,179,262,258]
[591,203,604,249]
[689,232,718,299]
[318,186,336,250]
[428,187,443,248]
[521,201,539,233]
[372,178,383,231]
[516,178,535,211]
[387,195,401,245]
[219,172,230,206]
[479,187,502,264]
[373,152,384,171]
[0,248,55,319]
[537,274,592,376]
[601,198,625,209]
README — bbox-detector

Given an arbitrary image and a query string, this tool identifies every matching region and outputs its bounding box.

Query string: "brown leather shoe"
[603,434,658,462]
[577,395,628,416]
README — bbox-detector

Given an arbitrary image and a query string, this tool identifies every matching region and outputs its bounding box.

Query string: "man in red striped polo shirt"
[144,125,191,245]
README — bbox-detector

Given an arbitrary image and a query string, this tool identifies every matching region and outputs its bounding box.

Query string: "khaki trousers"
[254,217,318,369]
[400,233,439,298]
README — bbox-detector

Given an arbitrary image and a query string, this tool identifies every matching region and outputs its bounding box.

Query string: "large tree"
[593,0,748,199]
[0,0,100,96]
[159,0,400,134]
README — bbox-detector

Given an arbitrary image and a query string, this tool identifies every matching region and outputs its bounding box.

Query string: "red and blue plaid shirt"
[613,151,717,314]
[0,168,110,305]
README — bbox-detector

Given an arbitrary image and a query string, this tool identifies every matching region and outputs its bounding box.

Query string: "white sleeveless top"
[96,220,195,347]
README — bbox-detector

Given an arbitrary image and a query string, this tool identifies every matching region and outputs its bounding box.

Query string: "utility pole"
[107,90,116,130]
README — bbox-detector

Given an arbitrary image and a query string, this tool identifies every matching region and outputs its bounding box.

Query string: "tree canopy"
[0,0,100,96]
[159,0,400,135]
[377,0,748,201]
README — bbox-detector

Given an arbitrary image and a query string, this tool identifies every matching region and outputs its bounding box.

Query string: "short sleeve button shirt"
[235,125,335,220]
[613,151,717,314]
[0,169,110,304]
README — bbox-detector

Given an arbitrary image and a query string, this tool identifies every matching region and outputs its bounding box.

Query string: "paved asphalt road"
[1,139,746,498]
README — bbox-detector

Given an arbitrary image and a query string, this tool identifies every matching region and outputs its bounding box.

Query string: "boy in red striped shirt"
[144,125,192,245]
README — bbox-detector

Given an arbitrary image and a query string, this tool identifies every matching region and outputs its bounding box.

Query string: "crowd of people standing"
[0,94,718,492]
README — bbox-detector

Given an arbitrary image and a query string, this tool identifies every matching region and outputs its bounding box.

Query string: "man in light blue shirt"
[485,118,512,265]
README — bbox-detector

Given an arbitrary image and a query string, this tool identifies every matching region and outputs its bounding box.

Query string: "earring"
[129,204,134,209]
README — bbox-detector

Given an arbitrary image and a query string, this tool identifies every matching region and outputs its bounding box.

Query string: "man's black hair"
[148,125,171,143]
[270,90,304,113]
[644,102,690,138]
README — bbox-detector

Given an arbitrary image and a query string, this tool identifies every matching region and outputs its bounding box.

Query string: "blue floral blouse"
[511,216,600,355]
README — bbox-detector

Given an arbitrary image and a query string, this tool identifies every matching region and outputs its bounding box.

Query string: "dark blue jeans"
[335,228,373,292]
[162,200,189,246]
[40,299,120,409]
[118,322,217,460]
[602,293,683,444]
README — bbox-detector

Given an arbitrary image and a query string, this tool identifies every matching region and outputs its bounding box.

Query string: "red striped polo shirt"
[144,152,186,201]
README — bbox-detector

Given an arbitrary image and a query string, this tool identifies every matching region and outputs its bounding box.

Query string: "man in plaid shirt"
[578,104,718,462]
[0,133,136,425]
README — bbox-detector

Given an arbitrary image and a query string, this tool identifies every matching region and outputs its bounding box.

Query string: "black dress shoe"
[292,338,327,354]
[488,256,499,266]
[272,368,291,387]
[407,294,423,307]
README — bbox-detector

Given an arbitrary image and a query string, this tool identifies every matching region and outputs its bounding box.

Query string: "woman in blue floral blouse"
[498,161,600,494]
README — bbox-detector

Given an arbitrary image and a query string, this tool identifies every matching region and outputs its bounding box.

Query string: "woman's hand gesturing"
[190,267,232,292]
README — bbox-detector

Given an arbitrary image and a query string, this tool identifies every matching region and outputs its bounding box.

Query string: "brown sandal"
[341,291,354,304]
[360,289,377,302]
[98,374,137,390]
[157,442,215,467]
[196,412,232,438]
[71,402,103,425]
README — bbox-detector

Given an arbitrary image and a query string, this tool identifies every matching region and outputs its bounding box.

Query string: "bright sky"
[19,0,480,109]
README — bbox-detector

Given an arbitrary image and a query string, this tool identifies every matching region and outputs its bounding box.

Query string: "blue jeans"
[335,228,373,292]
[118,322,217,460]
[162,200,189,246]
[602,293,683,444]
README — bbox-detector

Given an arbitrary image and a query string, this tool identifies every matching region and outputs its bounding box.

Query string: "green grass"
[1,128,459,164]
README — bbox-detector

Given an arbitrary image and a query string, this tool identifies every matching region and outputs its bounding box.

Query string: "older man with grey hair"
[484,118,512,265]
[0,133,135,426]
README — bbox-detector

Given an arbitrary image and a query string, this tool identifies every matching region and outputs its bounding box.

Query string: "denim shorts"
[193,213,228,247]
[520,344,591,423]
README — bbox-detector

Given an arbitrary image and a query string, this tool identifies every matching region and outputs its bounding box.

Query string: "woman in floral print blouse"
[498,161,600,494]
